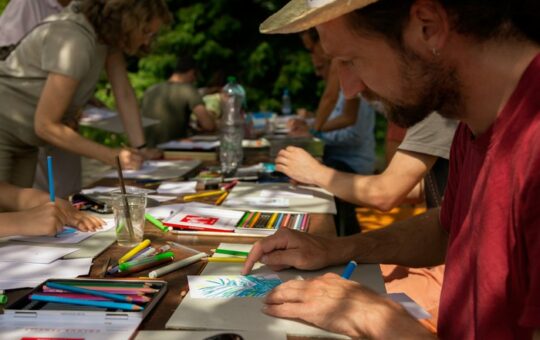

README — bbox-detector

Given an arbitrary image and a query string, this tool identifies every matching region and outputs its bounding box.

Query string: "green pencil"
[214,249,250,257]
[145,213,169,232]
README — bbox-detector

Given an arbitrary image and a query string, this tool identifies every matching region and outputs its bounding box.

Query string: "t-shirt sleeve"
[439,123,467,232]
[186,87,204,110]
[518,133,540,328]
[40,21,94,81]
[398,112,459,159]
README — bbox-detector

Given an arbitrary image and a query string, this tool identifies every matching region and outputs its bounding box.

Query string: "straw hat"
[260,0,380,34]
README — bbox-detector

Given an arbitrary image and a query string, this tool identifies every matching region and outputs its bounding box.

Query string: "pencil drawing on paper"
[188,274,282,298]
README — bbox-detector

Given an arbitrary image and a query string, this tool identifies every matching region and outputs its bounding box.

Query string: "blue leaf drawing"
[196,275,282,298]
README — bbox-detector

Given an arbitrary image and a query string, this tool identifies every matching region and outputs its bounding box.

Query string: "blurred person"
[0,0,72,60]
[0,0,172,188]
[142,55,216,147]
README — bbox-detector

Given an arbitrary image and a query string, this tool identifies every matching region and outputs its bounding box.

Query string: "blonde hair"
[81,0,172,53]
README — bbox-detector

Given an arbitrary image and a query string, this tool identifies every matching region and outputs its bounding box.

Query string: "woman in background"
[0,0,171,187]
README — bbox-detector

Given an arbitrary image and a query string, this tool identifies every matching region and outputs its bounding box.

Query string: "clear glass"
[111,192,147,247]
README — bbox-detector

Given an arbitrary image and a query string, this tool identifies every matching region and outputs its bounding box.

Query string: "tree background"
[0,0,386,154]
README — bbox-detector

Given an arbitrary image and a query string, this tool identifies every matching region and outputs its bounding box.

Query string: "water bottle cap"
[227,76,237,84]
[283,88,289,95]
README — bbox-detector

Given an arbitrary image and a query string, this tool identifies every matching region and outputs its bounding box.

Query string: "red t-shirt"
[439,54,540,339]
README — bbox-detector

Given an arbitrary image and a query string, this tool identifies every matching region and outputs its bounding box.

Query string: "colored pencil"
[274,213,285,228]
[204,257,247,263]
[281,213,291,228]
[119,251,174,270]
[148,252,208,278]
[249,212,261,228]
[30,294,144,311]
[214,191,229,205]
[118,257,173,275]
[214,249,249,257]
[183,190,224,201]
[43,286,156,294]
[46,282,149,303]
[235,212,251,228]
[116,156,135,240]
[341,261,358,279]
[53,281,151,288]
[145,213,170,232]
[240,212,254,228]
[35,293,149,303]
[119,239,151,264]
[266,212,278,228]
[47,156,55,202]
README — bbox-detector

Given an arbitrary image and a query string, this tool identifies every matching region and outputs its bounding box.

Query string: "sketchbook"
[166,243,386,338]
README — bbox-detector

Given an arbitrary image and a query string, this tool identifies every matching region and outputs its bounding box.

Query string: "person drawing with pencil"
[0,181,103,237]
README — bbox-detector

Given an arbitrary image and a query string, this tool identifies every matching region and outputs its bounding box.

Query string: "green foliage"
[118,0,321,114]
[0,0,7,13]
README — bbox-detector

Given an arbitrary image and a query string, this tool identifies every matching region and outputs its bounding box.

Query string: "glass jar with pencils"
[111,191,147,247]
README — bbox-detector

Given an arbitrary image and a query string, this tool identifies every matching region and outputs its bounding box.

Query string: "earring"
[432,47,440,57]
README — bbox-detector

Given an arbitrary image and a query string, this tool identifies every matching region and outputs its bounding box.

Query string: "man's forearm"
[343,208,447,267]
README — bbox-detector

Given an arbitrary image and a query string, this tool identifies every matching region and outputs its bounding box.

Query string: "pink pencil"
[36,292,150,303]
[42,286,154,295]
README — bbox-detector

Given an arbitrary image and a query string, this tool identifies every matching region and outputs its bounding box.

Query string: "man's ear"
[404,0,450,57]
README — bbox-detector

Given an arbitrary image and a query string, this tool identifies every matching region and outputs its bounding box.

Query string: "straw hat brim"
[260,0,379,34]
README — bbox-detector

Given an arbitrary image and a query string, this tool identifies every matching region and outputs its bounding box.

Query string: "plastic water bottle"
[281,88,292,115]
[219,76,245,176]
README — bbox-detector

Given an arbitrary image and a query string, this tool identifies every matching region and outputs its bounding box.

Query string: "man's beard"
[361,46,462,128]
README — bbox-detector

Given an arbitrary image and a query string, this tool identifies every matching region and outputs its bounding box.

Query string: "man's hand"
[264,273,433,339]
[275,146,328,185]
[242,228,337,275]
[56,199,104,232]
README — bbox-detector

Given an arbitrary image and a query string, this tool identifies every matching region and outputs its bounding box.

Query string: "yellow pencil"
[118,239,151,264]
[183,190,224,201]
[249,212,261,228]
[266,212,278,228]
[204,257,247,263]
[214,191,229,205]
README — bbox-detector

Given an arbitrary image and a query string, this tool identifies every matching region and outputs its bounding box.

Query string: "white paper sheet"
[0,244,79,264]
[0,258,93,289]
[11,219,115,244]
[156,181,197,195]
[223,197,290,208]
[259,187,313,199]
[147,195,177,202]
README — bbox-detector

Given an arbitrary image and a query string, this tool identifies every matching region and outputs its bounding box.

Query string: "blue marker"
[47,156,55,202]
[341,260,358,279]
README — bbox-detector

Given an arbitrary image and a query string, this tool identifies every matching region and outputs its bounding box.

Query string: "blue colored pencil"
[274,213,284,229]
[341,260,358,280]
[46,282,148,303]
[47,156,55,202]
[30,294,144,310]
